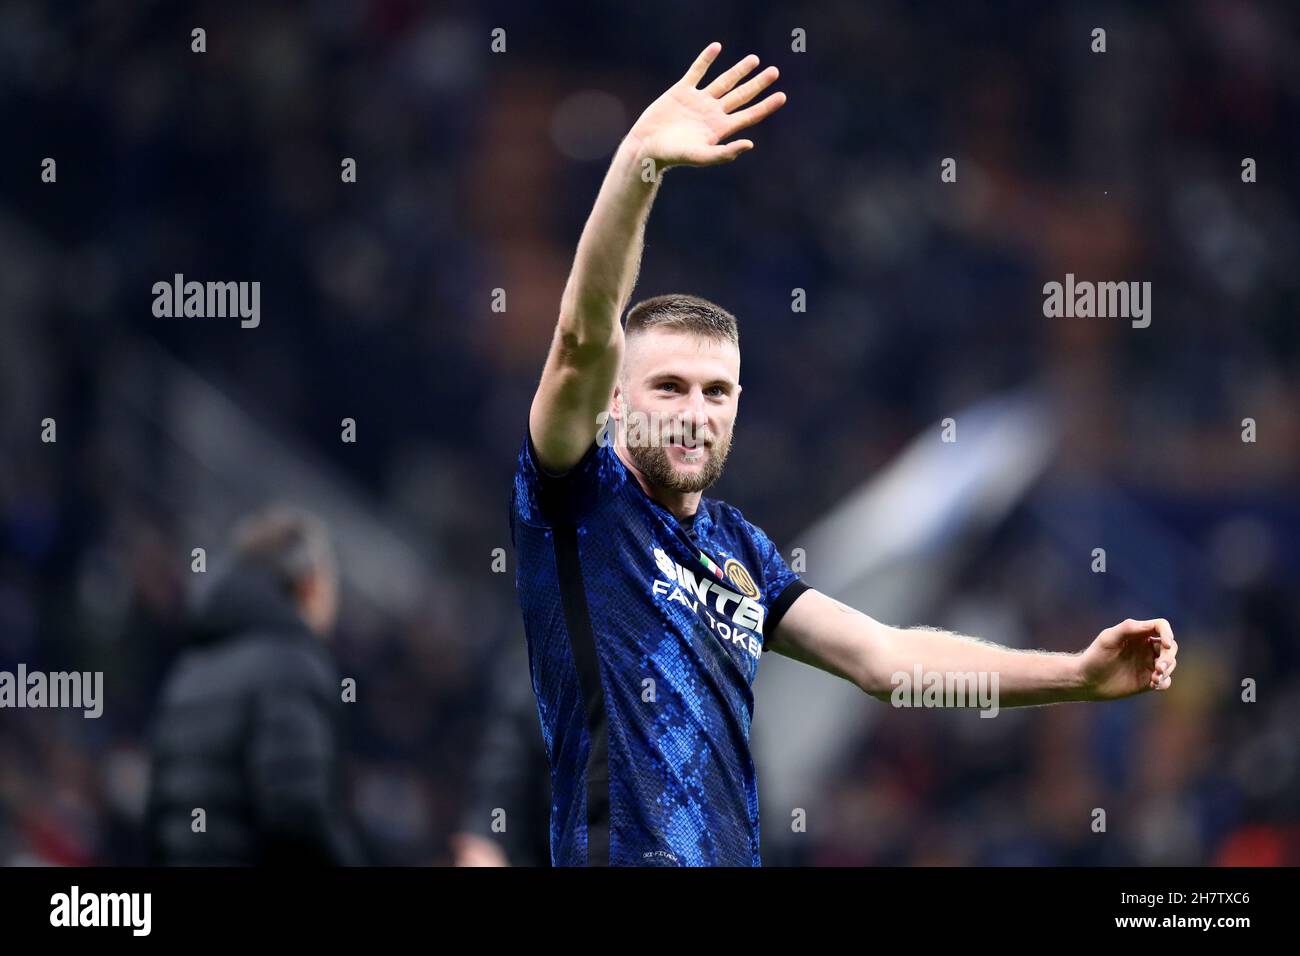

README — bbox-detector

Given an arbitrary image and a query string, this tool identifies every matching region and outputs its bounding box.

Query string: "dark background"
[0,0,1297,865]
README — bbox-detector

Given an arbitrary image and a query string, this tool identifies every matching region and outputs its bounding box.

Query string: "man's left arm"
[764,588,1178,705]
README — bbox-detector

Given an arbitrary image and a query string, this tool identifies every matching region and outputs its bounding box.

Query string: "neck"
[613,442,702,522]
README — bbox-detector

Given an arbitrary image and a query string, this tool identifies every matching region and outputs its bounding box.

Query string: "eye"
[658,382,678,393]
[706,385,725,397]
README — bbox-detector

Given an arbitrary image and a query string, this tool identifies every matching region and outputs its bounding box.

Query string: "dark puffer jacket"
[145,563,363,865]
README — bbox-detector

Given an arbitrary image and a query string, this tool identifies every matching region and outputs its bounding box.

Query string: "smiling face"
[611,327,742,495]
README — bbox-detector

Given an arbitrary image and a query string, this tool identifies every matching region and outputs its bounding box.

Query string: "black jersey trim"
[766,578,811,638]
[527,427,599,480]
[551,522,611,866]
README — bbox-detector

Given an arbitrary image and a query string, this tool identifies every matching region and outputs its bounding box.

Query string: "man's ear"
[609,384,624,421]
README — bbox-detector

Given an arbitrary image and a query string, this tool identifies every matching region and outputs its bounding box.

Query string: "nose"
[685,388,709,439]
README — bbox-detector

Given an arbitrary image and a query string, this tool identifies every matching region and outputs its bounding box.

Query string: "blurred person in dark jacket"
[450,638,552,866]
[145,505,363,865]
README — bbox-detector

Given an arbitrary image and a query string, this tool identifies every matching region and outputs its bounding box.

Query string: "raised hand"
[627,42,786,168]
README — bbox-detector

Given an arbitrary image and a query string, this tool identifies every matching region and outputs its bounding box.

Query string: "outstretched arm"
[766,589,1178,707]
[530,42,786,473]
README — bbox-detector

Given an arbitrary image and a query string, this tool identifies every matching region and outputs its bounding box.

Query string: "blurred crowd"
[1,0,1297,865]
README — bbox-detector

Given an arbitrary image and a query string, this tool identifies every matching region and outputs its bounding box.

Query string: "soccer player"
[510,43,1179,867]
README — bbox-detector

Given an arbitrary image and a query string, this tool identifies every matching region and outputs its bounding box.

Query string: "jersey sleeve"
[512,423,623,528]
[745,518,811,639]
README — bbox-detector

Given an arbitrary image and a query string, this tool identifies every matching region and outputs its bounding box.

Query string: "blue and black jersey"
[509,430,808,866]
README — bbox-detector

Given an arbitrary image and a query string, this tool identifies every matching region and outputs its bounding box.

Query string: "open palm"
[629,43,786,168]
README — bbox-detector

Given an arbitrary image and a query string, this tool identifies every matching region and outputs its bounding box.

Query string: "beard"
[620,404,734,495]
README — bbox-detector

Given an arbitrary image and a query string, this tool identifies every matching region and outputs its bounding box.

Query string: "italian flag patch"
[699,551,725,581]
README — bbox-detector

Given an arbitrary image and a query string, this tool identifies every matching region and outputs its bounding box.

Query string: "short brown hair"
[624,293,739,346]
[231,504,335,594]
